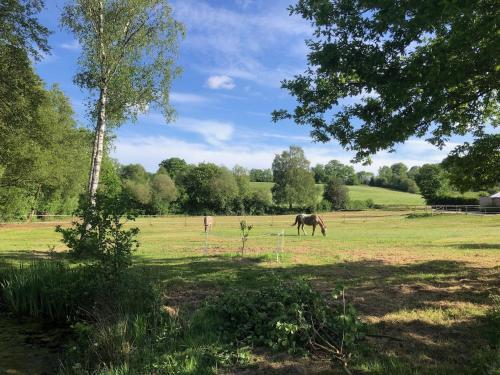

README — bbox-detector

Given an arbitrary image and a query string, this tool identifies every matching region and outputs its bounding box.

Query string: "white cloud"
[139,113,234,146]
[172,0,312,87]
[113,136,277,171]
[206,75,236,90]
[112,132,456,174]
[170,92,209,104]
[60,40,81,51]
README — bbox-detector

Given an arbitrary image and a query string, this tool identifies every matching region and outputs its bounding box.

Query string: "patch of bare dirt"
[223,350,339,375]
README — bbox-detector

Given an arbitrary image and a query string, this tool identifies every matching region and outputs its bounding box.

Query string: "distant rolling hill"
[249,182,425,206]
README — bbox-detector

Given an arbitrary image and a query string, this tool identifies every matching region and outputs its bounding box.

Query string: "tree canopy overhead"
[0,0,50,59]
[273,0,499,163]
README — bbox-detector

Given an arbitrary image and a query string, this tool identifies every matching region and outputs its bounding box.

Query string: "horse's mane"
[317,215,326,227]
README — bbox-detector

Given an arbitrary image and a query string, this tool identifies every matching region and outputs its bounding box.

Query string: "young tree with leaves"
[414,164,450,202]
[323,178,349,210]
[61,0,184,203]
[271,146,316,209]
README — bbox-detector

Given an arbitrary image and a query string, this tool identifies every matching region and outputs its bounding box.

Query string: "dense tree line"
[0,1,91,220]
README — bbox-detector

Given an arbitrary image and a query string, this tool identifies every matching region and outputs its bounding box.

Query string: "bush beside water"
[0,260,363,373]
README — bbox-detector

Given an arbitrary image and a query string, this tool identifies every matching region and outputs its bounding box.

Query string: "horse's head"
[321,225,327,236]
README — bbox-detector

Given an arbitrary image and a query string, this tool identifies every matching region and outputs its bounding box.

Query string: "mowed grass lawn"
[250,182,426,206]
[0,212,499,374]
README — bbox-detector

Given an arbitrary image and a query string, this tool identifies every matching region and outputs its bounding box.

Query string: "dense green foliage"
[159,157,190,180]
[209,279,363,367]
[324,178,349,210]
[370,163,419,194]
[0,85,92,220]
[414,164,450,202]
[271,146,317,209]
[356,171,374,185]
[249,168,273,182]
[0,1,91,220]
[56,192,139,275]
[273,0,499,163]
[0,0,50,60]
[442,134,500,192]
[182,163,239,214]
[312,160,357,185]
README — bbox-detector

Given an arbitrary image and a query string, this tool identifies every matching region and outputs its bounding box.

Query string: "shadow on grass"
[1,250,498,373]
[454,243,500,250]
[0,250,69,265]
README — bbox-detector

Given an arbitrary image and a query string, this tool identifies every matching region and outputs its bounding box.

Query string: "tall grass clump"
[0,261,100,322]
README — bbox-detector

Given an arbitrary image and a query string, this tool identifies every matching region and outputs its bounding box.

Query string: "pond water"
[0,314,67,375]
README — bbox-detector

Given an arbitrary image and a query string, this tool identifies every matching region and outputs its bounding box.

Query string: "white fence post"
[275,230,284,263]
[204,231,208,256]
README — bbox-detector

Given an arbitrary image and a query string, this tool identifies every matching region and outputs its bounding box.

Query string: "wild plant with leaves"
[56,192,139,276]
[208,278,364,372]
[239,220,253,253]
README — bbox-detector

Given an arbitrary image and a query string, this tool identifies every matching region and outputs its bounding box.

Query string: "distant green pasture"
[250,181,426,206]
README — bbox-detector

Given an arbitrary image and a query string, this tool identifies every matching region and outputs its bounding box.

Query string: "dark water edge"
[0,314,68,375]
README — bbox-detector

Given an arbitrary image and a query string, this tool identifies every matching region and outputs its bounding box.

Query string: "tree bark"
[87,0,107,205]
[88,85,107,203]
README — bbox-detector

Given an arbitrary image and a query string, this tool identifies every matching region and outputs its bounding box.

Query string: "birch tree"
[61,0,183,202]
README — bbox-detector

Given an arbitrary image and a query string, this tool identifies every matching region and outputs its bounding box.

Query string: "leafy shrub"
[56,192,139,277]
[427,195,479,205]
[243,189,272,215]
[316,199,333,212]
[206,278,364,368]
[324,178,350,210]
[64,293,250,374]
[348,199,376,210]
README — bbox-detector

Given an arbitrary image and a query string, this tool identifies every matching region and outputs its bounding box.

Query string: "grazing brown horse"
[291,214,327,236]
[204,215,214,232]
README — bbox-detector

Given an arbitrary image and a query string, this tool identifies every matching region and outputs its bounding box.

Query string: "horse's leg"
[302,224,307,235]
[312,224,316,236]
[297,224,300,236]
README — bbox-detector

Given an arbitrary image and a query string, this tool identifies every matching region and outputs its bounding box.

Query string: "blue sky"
[34,0,460,173]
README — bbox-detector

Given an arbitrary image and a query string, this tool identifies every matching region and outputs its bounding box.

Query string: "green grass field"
[1,212,498,373]
[250,182,426,206]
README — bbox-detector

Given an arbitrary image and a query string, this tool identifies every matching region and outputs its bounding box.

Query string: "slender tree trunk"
[87,0,107,205]
[28,186,41,222]
[87,123,99,194]
[88,85,107,203]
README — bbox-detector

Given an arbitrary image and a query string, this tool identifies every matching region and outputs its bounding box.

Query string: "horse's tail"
[291,215,299,226]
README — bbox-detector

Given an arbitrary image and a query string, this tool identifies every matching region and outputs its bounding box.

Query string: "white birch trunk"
[88,86,107,203]
[87,0,107,205]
